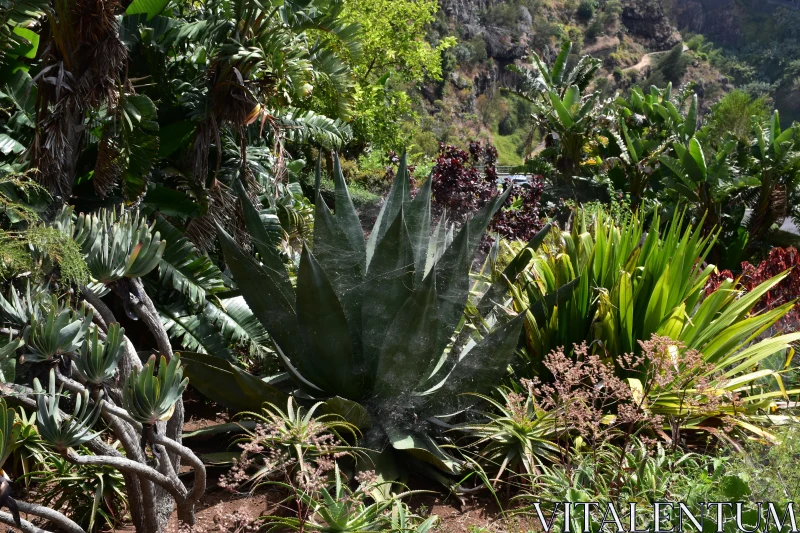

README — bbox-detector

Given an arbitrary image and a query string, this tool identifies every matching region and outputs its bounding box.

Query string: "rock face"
[621,0,682,50]
[672,0,745,47]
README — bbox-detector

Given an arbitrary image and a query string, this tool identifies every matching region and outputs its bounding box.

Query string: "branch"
[0,512,53,533]
[64,449,187,502]
[113,278,173,359]
[16,501,85,533]
[150,429,207,504]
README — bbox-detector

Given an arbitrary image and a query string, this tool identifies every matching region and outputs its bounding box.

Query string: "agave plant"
[73,323,125,387]
[191,153,531,476]
[21,296,92,364]
[122,355,188,426]
[33,369,103,451]
[72,206,165,285]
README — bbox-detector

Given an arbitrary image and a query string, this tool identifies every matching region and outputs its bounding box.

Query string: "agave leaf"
[322,397,372,430]
[361,209,414,380]
[428,314,524,416]
[406,176,432,281]
[312,192,364,353]
[217,225,307,369]
[374,271,440,400]
[366,153,411,266]
[385,426,462,475]
[234,182,294,303]
[331,154,367,257]
[296,247,358,397]
[180,352,287,412]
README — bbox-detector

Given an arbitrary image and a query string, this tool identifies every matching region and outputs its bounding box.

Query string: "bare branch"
[150,429,207,504]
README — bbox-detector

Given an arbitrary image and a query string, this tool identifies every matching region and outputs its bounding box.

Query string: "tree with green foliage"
[336,0,456,152]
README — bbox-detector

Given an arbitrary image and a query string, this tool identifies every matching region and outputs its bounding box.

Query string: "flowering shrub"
[219,399,357,495]
[707,246,800,332]
[429,141,544,242]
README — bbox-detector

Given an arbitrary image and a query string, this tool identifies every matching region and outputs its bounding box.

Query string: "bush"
[498,113,518,135]
[430,141,544,242]
[577,0,594,21]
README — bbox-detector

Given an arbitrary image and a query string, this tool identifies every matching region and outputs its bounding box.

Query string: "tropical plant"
[187,154,530,479]
[0,398,20,528]
[507,40,604,180]
[459,386,561,483]
[601,83,696,203]
[32,449,129,532]
[263,463,424,533]
[508,209,800,440]
[22,298,92,366]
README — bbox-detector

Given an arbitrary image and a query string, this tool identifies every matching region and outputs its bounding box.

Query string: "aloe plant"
[21,297,92,364]
[188,154,529,476]
[33,369,103,451]
[0,337,23,383]
[74,323,126,386]
[0,398,20,528]
[122,355,188,426]
[71,206,165,285]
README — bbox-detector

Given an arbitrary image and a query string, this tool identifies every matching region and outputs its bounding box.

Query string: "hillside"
[408,0,755,164]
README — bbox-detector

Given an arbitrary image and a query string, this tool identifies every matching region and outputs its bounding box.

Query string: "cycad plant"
[197,154,527,476]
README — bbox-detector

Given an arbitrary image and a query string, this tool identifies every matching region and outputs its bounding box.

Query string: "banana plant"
[601,84,696,202]
[508,40,601,99]
[506,40,604,181]
[73,323,126,387]
[186,153,528,477]
[745,111,800,246]
[71,206,165,286]
[122,355,188,426]
[21,296,92,364]
[33,369,103,451]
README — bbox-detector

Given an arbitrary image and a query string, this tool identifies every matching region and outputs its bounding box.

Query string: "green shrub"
[577,0,594,21]
[498,113,518,135]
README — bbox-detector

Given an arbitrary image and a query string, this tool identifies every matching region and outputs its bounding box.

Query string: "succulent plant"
[0,398,20,528]
[0,282,50,326]
[73,323,125,387]
[33,369,103,451]
[0,337,24,383]
[21,297,92,364]
[122,355,188,426]
[72,206,165,284]
[199,153,536,476]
